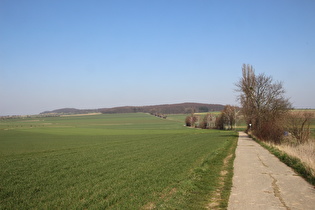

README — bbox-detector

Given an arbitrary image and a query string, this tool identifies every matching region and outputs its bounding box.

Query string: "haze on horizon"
[1,0,315,116]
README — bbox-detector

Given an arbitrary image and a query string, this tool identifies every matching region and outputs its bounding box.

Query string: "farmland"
[0,113,237,209]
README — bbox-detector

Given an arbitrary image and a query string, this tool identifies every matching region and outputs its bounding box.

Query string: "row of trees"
[149,112,167,119]
[185,105,238,130]
[185,113,216,129]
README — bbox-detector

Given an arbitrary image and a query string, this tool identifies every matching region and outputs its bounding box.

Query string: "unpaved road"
[228,132,315,210]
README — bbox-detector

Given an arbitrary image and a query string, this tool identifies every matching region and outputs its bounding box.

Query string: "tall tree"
[236,64,256,131]
[236,64,292,142]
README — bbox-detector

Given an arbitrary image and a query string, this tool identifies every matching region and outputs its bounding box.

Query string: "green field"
[0,113,237,209]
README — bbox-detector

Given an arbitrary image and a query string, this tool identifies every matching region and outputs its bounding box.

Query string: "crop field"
[0,113,237,209]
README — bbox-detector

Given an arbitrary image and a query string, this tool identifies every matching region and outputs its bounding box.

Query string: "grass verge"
[207,142,237,209]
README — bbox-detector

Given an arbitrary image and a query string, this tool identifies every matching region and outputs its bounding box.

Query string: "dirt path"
[228,132,315,210]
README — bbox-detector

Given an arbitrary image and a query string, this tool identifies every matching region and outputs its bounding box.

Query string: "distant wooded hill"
[41,103,225,115]
[99,103,224,114]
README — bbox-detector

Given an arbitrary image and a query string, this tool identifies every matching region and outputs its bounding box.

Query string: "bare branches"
[185,114,198,127]
[286,111,314,144]
[215,105,238,130]
[236,64,292,142]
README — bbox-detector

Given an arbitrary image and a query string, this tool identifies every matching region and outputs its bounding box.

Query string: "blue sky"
[1,0,315,115]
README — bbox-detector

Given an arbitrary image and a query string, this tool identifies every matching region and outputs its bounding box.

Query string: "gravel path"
[228,132,315,210]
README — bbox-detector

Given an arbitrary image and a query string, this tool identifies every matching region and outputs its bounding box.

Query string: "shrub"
[286,111,314,144]
[215,114,225,130]
[256,120,284,144]
[185,115,198,127]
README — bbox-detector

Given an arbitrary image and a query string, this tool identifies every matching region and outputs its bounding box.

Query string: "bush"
[255,120,284,144]
[286,111,314,144]
[185,115,198,127]
[215,114,225,130]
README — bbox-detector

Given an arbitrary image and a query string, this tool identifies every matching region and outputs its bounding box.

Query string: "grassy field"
[0,113,237,209]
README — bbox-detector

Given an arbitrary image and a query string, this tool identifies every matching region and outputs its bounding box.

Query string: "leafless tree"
[199,113,216,129]
[286,111,314,143]
[215,105,237,130]
[215,114,225,130]
[223,105,237,130]
[205,113,216,129]
[236,64,256,131]
[185,114,198,127]
[236,64,292,142]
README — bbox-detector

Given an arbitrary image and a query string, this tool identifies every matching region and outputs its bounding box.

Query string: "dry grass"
[272,140,315,177]
[264,109,315,176]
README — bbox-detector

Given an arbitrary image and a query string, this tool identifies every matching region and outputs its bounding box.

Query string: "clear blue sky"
[1,0,315,115]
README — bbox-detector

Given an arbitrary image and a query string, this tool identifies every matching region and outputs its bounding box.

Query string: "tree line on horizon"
[38,103,225,115]
[99,103,225,114]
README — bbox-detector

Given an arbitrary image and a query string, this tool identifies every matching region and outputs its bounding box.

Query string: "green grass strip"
[219,134,237,209]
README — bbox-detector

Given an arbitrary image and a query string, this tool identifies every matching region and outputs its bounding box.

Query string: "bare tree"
[205,113,216,129]
[185,114,198,127]
[199,113,216,129]
[236,64,292,142]
[215,105,237,130]
[223,105,237,130]
[235,64,256,131]
[286,111,314,143]
[215,113,225,130]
